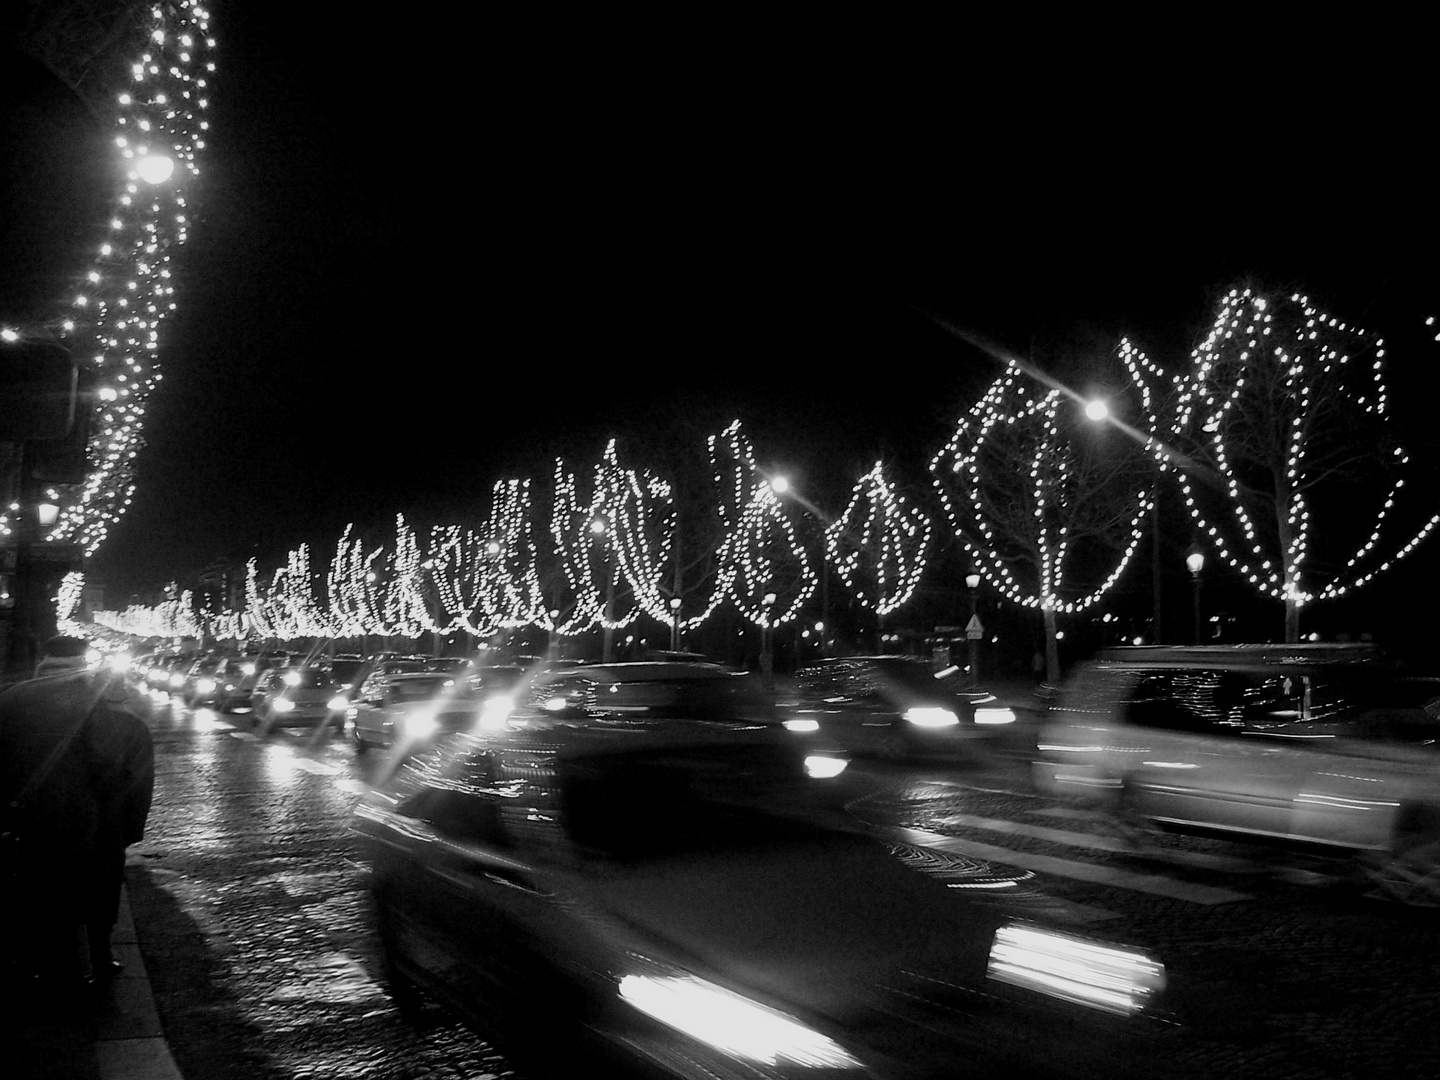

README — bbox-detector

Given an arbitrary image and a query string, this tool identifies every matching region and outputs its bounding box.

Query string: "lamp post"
[1185,543,1204,646]
[590,515,616,662]
[669,596,681,651]
[965,572,981,686]
[760,591,776,686]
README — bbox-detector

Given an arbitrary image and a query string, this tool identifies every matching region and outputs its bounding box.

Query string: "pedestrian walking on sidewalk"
[0,636,154,991]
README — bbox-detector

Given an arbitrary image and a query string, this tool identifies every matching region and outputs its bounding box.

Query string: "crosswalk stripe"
[889,825,1253,905]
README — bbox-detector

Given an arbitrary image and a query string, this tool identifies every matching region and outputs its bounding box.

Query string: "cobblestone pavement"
[841,759,1440,1080]
[125,697,1440,1079]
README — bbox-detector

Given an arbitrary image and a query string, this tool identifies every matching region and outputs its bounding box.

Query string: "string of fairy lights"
[84,283,1440,645]
[1168,289,1440,609]
[1,3,215,553]
[929,361,1152,614]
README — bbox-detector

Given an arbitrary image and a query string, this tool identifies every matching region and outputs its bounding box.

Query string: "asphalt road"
[125,696,1440,1079]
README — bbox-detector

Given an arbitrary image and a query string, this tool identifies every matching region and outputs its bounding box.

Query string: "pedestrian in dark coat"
[0,636,154,987]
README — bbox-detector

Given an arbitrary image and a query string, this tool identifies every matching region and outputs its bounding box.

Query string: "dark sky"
[81,13,1440,619]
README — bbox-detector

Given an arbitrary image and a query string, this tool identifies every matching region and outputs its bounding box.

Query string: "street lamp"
[1185,543,1205,645]
[965,572,982,686]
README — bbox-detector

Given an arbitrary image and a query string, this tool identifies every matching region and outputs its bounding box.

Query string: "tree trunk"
[1284,597,1300,644]
[1043,605,1060,685]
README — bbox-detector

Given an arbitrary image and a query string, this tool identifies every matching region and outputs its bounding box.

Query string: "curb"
[94,885,183,1080]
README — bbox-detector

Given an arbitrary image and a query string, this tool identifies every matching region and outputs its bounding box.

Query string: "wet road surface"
[127,695,1440,1079]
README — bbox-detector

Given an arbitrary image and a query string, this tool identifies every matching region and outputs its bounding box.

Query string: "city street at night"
[89,690,1440,1080]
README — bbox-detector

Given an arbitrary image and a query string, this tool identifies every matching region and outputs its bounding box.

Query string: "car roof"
[1092,644,1388,669]
[558,662,737,682]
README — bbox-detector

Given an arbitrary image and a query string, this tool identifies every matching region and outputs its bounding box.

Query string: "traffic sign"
[966,614,984,640]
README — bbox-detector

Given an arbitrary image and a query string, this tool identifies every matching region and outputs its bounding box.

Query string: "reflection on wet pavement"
[139,699,523,1079]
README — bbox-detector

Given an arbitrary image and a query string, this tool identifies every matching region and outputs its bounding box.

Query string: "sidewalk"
[14,885,182,1080]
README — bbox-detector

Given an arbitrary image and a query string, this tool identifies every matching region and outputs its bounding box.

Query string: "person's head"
[42,636,90,659]
[35,635,90,677]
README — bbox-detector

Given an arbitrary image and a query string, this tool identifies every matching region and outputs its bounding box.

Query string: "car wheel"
[352,725,370,755]
[1362,808,1440,907]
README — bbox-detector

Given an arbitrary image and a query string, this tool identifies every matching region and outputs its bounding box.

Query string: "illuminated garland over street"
[1,3,215,554]
[1168,289,1439,616]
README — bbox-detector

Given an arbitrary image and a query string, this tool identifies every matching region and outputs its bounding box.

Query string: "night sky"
[75,12,1440,650]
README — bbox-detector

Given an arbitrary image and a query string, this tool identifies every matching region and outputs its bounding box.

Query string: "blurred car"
[203,651,296,711]
[250,665,349,731]
[782,656,1014,760]
[352,681,1172,1080]
[1033,644,1440,905]
[153,651,201,695]
[481,661,791,734]
[181,654,232,707]
[424,656,475,675]
[346,671,475,754]
[325,654,367,699]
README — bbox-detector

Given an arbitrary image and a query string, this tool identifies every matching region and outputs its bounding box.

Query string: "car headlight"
[197,678,217,695]
[271,696,295,713]
[480,694,515,731]
[974,707,1016,725]
[803,755,847,779]
[783,719,820,733]
[240,662,256,675]
[283,670,302,687]
[903,706,959,727]
[328,695,349,711]
[404,709,438,738]
[168,672,185,689]
[618,973,862,1069]
[987,924,1166,1016]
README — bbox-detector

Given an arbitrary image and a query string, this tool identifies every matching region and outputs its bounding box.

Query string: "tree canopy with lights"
[1161,287,1439,641]
[931,350,1155,681]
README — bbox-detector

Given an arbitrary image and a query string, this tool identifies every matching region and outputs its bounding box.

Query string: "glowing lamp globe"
[136,153,175,185]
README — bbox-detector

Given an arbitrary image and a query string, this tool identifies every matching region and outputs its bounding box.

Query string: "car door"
[352,674,388,743]
[1121,667,1308,838]
[381,750,588,1024]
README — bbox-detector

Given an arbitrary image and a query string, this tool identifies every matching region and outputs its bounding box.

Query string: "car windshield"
[389,676,459,703]
[588,675,778,722]
[328,659,364,683]
[290,667,333,689]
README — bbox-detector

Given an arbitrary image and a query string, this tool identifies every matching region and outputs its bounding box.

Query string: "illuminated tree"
[1164,287,1439,642]
[825,462,932,618]
[709,421,817,629]
[932,356,1154,682]
[3,2,216,554]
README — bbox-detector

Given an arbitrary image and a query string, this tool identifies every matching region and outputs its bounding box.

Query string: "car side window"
[1126,670,1247,736]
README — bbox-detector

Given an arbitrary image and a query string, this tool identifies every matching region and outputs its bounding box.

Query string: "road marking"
[934,810,1129,853]
[290,757,338,776]
[888,825,1253,905]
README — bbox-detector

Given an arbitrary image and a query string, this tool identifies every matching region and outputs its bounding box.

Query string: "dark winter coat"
[0,668,154,916]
